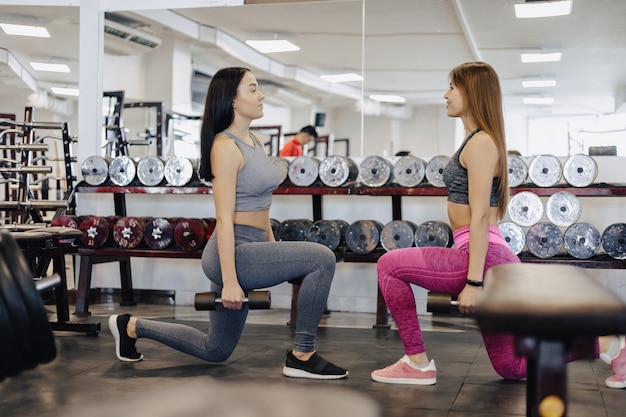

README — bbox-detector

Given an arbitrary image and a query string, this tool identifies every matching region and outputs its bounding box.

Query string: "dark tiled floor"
[1,302,624,417]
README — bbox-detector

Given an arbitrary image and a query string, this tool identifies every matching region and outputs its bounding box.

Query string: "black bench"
[475,263,626,417]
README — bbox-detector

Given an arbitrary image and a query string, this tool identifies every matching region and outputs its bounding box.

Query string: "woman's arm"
[210,134,245,309]
[457,131,499,311]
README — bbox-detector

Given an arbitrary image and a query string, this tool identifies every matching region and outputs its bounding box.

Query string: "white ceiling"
[1,0,625,118]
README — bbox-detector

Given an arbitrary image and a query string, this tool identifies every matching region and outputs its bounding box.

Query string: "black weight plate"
[0,236,38,370]
[0,278,23,380]
[0,230,56,365]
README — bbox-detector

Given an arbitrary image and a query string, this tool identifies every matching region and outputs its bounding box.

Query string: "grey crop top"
[441,128,500,207]
[223,130,280,212]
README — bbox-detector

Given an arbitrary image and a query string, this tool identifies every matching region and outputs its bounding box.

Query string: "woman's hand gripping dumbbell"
[194,290,271,311]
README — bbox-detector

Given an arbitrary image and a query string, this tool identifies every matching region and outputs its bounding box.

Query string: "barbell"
[0,228,57,382]
[194,290,272,311]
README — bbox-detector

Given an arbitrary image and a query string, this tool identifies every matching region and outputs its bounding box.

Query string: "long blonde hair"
[449,62,509,219]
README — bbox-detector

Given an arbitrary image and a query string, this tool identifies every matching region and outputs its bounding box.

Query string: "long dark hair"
[198,67,250,181]
[449,62,509,219]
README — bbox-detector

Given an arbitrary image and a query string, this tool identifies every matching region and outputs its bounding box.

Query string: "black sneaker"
[283,350,348,380]
[109,314,143,362]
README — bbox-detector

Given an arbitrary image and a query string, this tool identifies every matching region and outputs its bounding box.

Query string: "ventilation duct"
[104,19,162,56]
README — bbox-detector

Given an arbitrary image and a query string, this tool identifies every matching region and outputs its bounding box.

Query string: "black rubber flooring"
[1,308,624,417]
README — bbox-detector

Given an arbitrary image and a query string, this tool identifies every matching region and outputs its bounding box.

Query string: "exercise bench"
[475,263,626,417]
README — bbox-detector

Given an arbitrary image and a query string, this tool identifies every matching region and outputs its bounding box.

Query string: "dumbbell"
[194,290,271,311]
[426,292,460,314]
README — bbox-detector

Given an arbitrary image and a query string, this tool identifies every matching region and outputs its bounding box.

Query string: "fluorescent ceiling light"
[30,62,70,73]
[0,23,50,37]
[515,1,572,18]
[523,97,554,105]
[522,79,557,88]
[245,40,300,53]
[521,52,562,63]
[51,87,79,97]
[320,73,363,83]
[370,94,406,103]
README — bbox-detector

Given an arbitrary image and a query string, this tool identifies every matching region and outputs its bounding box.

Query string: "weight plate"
[113,217,145,249]
[307,220,344,251]
[393,155,426,187]
[0,230,56,365]
[174,218,208,251]
[345,220,383,254]
[137,156,166,187]
[80,155,109,186]
[269,156,289,185]
[287,156,320,187]
[165,156,195,186]
[414,220,453,248]
[0,233,41,370]
[528,154,562,187]
[380,220,417,251]
[319,156,358,187]
[564,222,601,259]
[359,155,393,187]
[50,215,79,229]
[109,156,136,186]
[79,216,110,248]
[507,191,544,227]
[602,223,626,260]
[507,155,528,188]
[545,191,582,227]
[425,155,450,187]
[143,217,174,250]
[276,219,313,242]
[498,221,526,255]
[526,222,563,258]
[562,154,598,187]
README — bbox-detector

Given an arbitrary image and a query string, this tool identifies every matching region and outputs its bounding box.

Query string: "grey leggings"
[135,224,335,362]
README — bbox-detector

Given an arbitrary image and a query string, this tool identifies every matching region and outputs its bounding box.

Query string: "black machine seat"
[475,263,626,417]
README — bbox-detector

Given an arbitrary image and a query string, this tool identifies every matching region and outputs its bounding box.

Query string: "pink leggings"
[377,225,596,380]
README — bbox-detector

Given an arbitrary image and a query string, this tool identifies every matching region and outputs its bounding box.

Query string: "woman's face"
[444,81,466,118]
[233,71,265,121]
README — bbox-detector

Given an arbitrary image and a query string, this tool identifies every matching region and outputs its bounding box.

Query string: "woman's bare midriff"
[447,202,499,231]
[233,209,270,231]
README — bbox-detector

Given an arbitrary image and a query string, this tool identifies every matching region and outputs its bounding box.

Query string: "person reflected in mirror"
[109,67,347,380]
[279,125,318,156]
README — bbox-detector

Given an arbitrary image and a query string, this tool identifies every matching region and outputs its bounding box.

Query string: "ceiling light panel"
[522,79,557,88]
[245,40,300,53]
[0,23,50,37]
[369,94,406,103]
[320,73,363,83]
[51,87,79,97]
[515,1,573,18]
[521,52,562,63]
[30,62,70,73]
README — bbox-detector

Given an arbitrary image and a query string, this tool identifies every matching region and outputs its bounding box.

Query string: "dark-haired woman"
[109,67,347,380]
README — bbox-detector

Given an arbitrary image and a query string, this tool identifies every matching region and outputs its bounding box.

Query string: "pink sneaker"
[371,355,436,385]
[600,336,626,389]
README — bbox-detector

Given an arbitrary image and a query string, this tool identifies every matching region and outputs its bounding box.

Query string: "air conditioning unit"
[104,19,162,56]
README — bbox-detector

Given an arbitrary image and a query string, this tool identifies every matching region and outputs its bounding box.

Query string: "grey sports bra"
[222,130,280,212]
[441,128,500,207]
